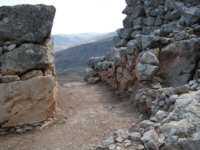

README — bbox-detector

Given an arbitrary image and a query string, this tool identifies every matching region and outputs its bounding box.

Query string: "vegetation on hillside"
[55,37,114,77]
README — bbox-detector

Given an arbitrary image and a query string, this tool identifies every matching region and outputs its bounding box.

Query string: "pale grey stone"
[174,31,189,41]
[136,63,158,81]
[144,17,155,26]
[0,41,54,75]
[140,51,159,65]
[141,129,162,150]
[7,44,16,51]
[151,110,168,122]
[155,16,163,26]
[128,132,141,141]
[168,95,178,104]
[139,120,155,129]
[0,5,55,43]
[123,139,132,147]
[102,136,115,147]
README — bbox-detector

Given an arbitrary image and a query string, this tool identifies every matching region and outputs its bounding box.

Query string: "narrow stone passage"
[0,81,139,150]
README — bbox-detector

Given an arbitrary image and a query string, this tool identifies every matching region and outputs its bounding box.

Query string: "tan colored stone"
[119,78,129,91]
[123,69,134,81]
[44,68,53,76]
[176,85,190,95]
[21,70,43,80]
[0,76,56,127]
[88,77,100,84]
[117,72,123,82]
[152,83,162,89]
[127,55,135,68]
[0,75,20,83]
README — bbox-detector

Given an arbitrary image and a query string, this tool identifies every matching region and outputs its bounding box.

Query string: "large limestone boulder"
[0,4,55,44]
[158,91,200,150]
[0,76,56,127]
[160,38,200,87]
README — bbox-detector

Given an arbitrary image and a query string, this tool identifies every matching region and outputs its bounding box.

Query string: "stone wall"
[0,4,56,128]
[87,0,200,149]
[88,0,200,91]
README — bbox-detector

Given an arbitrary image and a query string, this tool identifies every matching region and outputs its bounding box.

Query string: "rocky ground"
[0,80,140,150]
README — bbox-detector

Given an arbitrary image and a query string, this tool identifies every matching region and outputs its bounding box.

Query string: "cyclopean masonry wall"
[87,0,200,149]
[0,4,56,128]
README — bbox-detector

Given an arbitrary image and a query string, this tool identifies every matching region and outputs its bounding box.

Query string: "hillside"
[55,37,114,78]
[53,32,116,52]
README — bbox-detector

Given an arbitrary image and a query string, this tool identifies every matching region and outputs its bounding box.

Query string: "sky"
[0,0,126,34]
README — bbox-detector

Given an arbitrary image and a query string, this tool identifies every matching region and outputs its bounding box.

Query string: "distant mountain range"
[55,34,115,78]
[52,32,116,52]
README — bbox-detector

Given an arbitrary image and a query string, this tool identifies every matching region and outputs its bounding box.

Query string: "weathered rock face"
[0,4,55,44]
[87,0,200,149]
[0,4,56,128]
[0,77,55,126]
[0,43,54,75]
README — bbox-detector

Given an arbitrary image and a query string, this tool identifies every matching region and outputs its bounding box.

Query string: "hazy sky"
[0,0,126,34]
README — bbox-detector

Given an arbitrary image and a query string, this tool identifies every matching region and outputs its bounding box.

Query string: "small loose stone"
[7,44,16,51]
[108,144,116,150]
[123,139,132,147]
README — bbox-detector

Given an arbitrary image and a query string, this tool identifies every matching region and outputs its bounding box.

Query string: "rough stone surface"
[141,129,162,150]
[159,91,200,149]
[0,4,55,44]
[136,63,158,81]
[0,76,56,127]
[140,51,159,65]
[0,75,20,83]
[0,42,54,75]
[0,4,56,128]
[159,38,200,87]
[21,70,43,80]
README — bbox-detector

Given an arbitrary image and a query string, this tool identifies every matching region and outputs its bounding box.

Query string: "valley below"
[55,35,115,79]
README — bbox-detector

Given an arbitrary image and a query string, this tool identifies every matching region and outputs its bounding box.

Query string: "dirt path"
[0,82,139,150]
